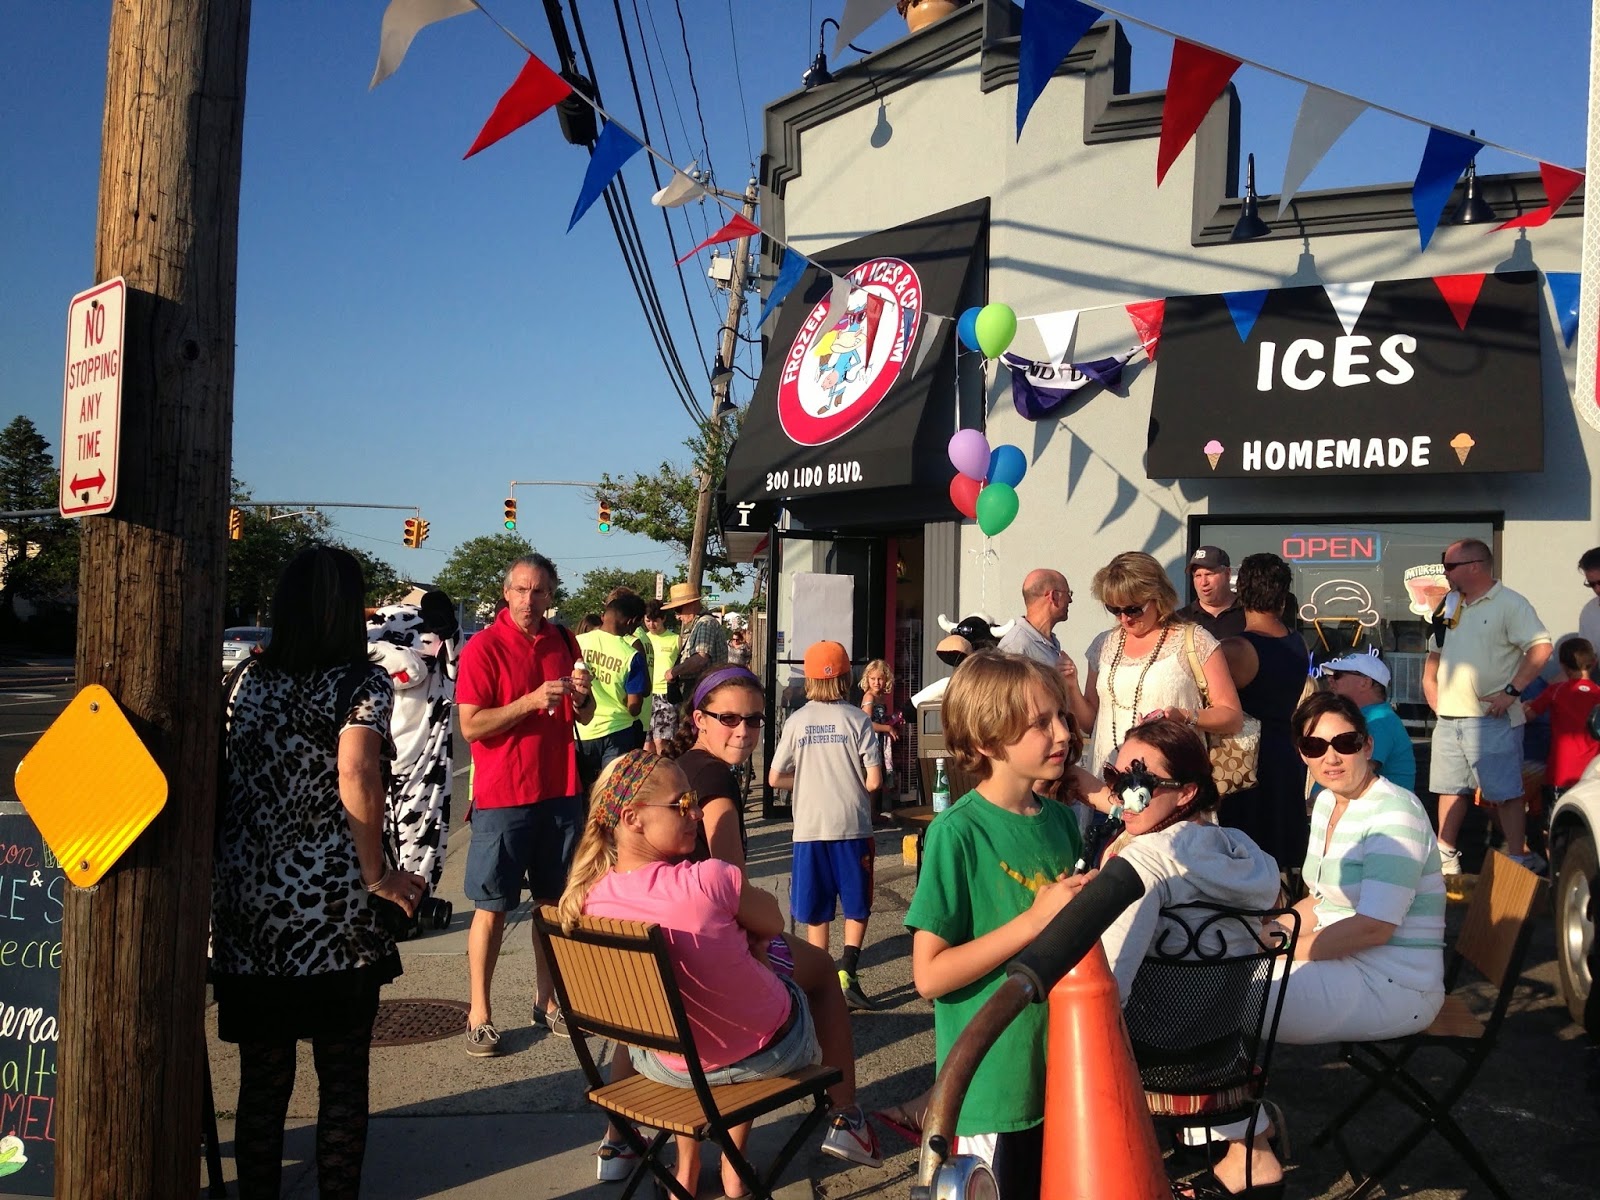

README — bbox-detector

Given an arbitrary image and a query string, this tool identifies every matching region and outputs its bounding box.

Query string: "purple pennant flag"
[1411,127,1482,251]
[1547,272,1580,347]
[1223,289,1269,341]
[1004,351,1132,420]
[568,122,643,231]
[1017,0,1104,140]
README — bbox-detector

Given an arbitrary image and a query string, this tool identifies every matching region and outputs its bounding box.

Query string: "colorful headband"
[692,666,763,712]
[593,750,662,829]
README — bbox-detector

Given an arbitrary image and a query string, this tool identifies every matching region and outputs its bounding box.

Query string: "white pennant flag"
[913,314,947,375]
[370,0,478,90]
[1323,281,1375,335]
[651,159,706,208]
[1278,86,1366,217]
[835,0,897,55]
[819,273,853,329]
[1032,309,1080,364]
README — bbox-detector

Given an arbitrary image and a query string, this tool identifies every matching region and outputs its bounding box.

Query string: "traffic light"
[403,517,421,548]
[597,501,612,533]
[227,507,243,540]
[416,519,430,545]
[503,498,517,530]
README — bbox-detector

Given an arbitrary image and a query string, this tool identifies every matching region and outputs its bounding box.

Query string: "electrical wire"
[670,0,718,186]
[723,0,756,168]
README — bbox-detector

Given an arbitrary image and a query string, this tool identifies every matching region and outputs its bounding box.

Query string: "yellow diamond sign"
[14,685,168,888]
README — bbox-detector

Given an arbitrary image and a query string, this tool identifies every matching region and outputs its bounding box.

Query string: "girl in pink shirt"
[559,750,880,1197]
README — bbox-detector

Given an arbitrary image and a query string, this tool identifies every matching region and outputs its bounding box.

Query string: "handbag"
[1181,623,1260,795]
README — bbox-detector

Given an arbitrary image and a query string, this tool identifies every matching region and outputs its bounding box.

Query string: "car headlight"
[932,1154,999,1200]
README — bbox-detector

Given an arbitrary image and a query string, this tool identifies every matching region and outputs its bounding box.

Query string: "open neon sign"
[1280,533,1381,563]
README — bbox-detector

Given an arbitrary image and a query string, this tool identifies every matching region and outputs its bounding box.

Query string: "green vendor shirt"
[904,789,1083,1137]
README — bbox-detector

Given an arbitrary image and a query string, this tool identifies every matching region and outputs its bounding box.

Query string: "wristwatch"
[1502,684,1522,697]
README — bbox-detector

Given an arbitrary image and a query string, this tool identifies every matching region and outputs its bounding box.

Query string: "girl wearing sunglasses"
[664,665,767,866]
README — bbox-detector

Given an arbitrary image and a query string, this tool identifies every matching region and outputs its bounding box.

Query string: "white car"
[221,626,270,674]
[1549,757,1600,1026]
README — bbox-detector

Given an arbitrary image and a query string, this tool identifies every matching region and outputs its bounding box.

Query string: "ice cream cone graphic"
[1203,439,1224,470]
[1450,432,1475,465]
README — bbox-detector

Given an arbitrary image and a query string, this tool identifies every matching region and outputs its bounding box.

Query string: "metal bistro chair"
[1312,850,1548,1200]
[530,907,841,1200]
[1121,903,1301,1188]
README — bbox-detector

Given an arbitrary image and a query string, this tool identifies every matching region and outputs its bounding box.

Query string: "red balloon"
[949,474,982,520]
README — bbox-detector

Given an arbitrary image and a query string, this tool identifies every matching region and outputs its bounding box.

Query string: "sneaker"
[821,1106,883,1168]
[595,1138,638,1183]
[465,1021,502,1057]
[839,969,876,1011]
[533,1006,574,1038]
[1439,845,1463,877]
[1507,850,1548,876]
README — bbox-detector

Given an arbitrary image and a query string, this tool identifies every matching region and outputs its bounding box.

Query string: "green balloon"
[975,482,1019,536]
[974,303,1018,358]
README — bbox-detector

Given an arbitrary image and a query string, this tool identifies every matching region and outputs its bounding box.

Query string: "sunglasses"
[1105,601,1149,618]
[1585,580,1600,592]
[701,709,764,729]
[636,791,701,817]
[1101,763,1184,794]
[1297,731,1366,758]
[1440,558,1485,571]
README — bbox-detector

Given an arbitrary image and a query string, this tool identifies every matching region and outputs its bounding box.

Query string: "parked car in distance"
[1549,755,1599,1026]
[221,626,270,673]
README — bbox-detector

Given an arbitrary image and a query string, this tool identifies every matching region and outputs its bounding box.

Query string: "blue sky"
[1,1,1587,590]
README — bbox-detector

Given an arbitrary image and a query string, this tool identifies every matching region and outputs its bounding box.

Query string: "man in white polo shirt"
[1423,539,1552,874]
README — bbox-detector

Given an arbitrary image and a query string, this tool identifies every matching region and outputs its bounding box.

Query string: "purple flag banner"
[1004,352,1132,419]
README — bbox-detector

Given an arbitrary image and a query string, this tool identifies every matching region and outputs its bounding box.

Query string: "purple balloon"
[948,428,991,482]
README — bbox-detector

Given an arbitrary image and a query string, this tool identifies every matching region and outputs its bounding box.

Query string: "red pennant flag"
[1432,273,1487,330]
[1126,299,1166,360]
[465,54,572,159]
[675,214,760,265]
[1156,42,1241,185]
[1493,162,1584,231]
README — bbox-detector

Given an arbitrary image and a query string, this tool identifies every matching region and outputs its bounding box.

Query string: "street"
[0,657,74,801]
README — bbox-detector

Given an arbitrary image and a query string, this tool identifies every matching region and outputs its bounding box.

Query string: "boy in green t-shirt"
[904,651,1091,1196]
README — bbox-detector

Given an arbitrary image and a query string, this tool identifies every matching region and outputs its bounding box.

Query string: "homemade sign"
[59,279,125,518]
[1147,271,1543,478]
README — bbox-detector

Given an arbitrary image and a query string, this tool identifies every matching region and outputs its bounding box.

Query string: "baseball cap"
[803,640,851,680]
[1319,651,1391,688]
[1188,546,1230,571]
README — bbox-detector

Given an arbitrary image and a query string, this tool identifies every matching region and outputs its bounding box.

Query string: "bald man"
[997,569,1077,674]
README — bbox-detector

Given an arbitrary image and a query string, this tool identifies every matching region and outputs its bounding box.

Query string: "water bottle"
[932,757,951,815]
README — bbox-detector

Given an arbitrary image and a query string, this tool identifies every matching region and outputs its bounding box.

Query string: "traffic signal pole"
[59,2,251,1196]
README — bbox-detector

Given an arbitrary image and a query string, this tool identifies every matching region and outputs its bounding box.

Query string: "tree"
[434,532,537,619]
[557,566,666,626]
[0,415,80,611]
[593,420,747,594]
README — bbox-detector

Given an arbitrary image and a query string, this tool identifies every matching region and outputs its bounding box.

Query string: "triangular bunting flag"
[757,250,809,328]
[1547,272,1581,347]
[1126,299,1165,360]
[1016,0,1104,140]
[1278,86,1366,216]
[913,313,948,375]
[568,122,643,231]
[1223,290,1269,342]
[1493,162,1585,231]
[652,159,705,208]
[1032,309,1080,363]
[1411,127,1483,250]
[1323,281,1375,335]
[1433,273,1487,331]
[818,274,854,330]
[370,0,477,90]
[465,54,572,159]
[674,214,761,265]
[835,0,897,55]
[1156,41,1241,186]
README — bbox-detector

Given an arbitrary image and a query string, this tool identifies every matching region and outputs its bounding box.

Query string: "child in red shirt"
[1524,638,1600,790]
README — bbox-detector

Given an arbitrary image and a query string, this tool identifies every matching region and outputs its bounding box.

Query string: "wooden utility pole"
[57,2,250,1196]
[686,178,759,595]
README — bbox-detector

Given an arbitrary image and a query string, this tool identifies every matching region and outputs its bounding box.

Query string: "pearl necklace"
[1105,622,1173,748]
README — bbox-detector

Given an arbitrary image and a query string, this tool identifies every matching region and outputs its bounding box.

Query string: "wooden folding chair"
[531,907,841,1200]
[1311,850,1549,1200]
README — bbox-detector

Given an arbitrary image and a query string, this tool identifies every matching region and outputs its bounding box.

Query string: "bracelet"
[363,868,393,894]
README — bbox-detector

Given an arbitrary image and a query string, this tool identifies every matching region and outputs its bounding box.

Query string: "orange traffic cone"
[1040,941,1169,1200]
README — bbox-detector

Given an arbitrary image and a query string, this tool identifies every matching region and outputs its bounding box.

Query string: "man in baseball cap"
[1176,546,1245,638]
[1320,650,1416,793]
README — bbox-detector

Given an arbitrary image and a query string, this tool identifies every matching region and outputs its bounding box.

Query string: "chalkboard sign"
[0,803,63,1196]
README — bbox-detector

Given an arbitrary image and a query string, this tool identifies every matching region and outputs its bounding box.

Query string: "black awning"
[723,198,988,516]
[1146,271,1544,478]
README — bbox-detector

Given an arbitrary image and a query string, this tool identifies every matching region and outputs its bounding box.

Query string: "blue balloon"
[957,307,983,352]
[988,444,1027,488]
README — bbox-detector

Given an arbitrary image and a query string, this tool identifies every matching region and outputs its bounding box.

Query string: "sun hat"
[661,582,702,610]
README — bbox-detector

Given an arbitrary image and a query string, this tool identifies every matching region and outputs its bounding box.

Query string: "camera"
[369,889,454,942]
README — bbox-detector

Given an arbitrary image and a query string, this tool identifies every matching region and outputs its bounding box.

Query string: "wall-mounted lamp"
[1449,131,1496,225]
[1231,153,1272,242]
[803,18,839,89]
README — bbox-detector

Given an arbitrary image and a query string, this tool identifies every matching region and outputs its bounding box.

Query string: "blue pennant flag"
[757,249,809,328]
[1223,289,1269,342]
[568,122,644,232]
[1411,127,1482,251]
[1547,272,1581,347]
[1017,0,1103,140]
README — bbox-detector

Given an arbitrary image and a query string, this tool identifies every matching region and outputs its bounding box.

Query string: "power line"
[723,0,756,168]
[634,0,720,258]
[670,0,718,186]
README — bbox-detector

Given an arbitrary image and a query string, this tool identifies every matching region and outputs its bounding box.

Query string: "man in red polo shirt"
[456,553,594,1055]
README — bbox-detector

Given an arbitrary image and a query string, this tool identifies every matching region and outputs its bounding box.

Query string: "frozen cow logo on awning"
[776,257,922,447]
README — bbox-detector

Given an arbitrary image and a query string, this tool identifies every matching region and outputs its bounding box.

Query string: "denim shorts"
[576,723,644,789]
[1429,716,1526,803]
[629,975,819,1086]
[463,796,584,911]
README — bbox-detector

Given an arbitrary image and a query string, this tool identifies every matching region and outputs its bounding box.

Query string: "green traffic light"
[505,519,516,530]
[598,521,610,532]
